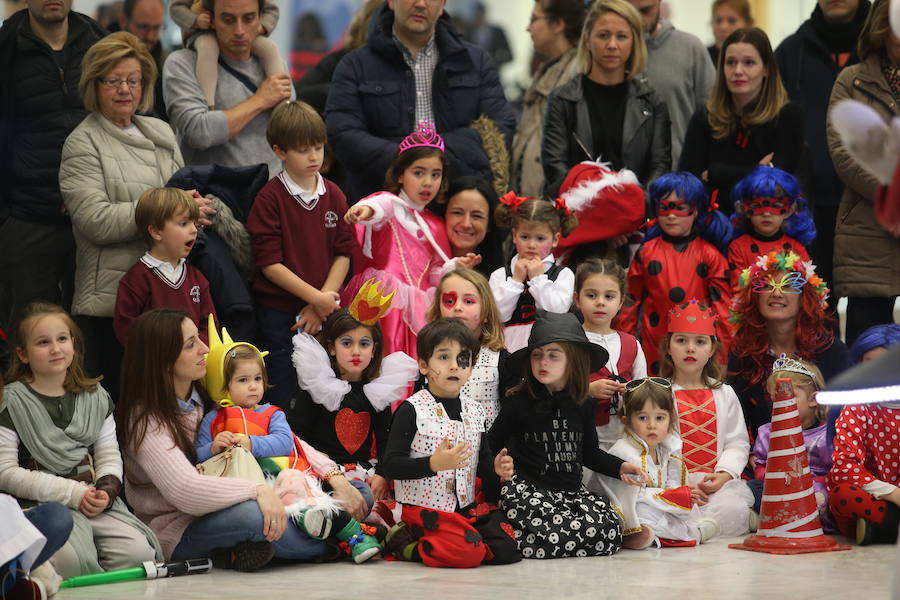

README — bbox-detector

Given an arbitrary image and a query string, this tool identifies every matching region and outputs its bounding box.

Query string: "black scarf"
[809,0,871,55]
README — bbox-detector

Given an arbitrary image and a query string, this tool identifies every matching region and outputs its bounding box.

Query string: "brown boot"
[622,525,655,550]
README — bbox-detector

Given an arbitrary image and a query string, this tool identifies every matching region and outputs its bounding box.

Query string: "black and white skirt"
[500,476,623,559]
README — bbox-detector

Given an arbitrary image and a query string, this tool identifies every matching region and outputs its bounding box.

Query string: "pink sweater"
[124,406,339,558]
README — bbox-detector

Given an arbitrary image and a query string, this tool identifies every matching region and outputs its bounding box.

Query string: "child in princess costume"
[197,315,382,563]
[343,122,457,359]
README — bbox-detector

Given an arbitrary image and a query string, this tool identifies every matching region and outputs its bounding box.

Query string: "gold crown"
[202,314,269,406]
[348,279,395,326]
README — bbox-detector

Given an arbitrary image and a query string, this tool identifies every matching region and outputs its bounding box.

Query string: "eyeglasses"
[751,272,807,294]
[98,77,142,89]
[624,377,672,392]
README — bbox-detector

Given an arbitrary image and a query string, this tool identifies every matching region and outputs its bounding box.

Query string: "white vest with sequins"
[460,347,501,428]
[394,389,486,512]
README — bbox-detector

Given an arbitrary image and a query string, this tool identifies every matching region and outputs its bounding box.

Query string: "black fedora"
[507,311,609,375]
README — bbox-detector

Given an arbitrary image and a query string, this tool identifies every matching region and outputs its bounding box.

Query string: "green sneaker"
[335,519,382,564]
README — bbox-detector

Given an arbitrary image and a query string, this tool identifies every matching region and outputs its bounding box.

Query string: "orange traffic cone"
[730,378,851,555]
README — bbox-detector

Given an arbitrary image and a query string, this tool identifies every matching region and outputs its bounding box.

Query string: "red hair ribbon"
[709,189,720,212]
[500,190,527,212]
[554,196,572,216]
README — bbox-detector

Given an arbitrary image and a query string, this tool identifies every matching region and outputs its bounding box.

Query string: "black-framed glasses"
[98,77,142,89]
[624,377,671,392]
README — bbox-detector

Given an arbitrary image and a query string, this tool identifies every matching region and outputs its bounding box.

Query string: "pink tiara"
[399,121,445,153]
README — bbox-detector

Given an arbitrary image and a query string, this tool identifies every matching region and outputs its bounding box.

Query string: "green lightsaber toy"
[59,558,212,588]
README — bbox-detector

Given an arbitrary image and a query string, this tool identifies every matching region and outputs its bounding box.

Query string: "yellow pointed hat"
[202,314,269,406]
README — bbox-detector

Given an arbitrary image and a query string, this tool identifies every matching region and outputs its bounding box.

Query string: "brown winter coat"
[826,54,900,297]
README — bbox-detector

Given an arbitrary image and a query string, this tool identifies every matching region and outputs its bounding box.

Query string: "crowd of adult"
[0,0,898,580]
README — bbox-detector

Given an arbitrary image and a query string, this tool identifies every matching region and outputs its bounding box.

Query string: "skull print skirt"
[500,475,623,559]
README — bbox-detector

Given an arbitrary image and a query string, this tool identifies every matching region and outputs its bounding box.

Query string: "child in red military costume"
[618,172,733,375]
[196,317,382,563]
[573,258,647,451]
[727,166,814,289]
[827,400,900,545]
[114,187,217,346]
[381,319,519,568]
[660,300,753,537]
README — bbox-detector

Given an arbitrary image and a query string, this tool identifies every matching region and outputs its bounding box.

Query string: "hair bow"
[709,189,719,212]
[554,196,571,216]
[500,190,528,212]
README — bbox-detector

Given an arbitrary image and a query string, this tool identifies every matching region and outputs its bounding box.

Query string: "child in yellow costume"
[197,315,382,563]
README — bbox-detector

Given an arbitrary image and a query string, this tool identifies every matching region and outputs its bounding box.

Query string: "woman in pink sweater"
[115,308,369,571]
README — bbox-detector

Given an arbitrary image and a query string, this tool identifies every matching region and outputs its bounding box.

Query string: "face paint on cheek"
[456,350,472,369]
[441,291,458,309]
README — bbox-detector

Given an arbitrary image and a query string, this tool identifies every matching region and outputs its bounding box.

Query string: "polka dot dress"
[726,233,810,289]
[617,235,732,374]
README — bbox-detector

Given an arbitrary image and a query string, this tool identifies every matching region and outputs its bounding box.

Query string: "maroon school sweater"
[246,174,354,314]
[114,257,217,345]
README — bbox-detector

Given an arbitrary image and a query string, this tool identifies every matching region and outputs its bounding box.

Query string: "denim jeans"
[171,500,326,561]
[2,502,73,594]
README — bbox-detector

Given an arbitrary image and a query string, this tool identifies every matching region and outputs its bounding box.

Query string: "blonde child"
[343,121,454,359]
[727,167,815,289]
[196,317,381,563]
[114,187,217,346]
[617,172,732,374]
[660,299,754,537]
[749,356,832,530]
[381,319,518,568]
[489,195,578,353]
[0,303,160,578]
[428,268,511,428]
[170,0,284,109]
[573,258,647,449]
[601,378,720,548]
[489,312,646,559]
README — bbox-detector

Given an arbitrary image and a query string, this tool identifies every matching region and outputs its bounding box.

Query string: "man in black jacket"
[0,0,105,335]
[776,0,870,301]
[325,0,515,203]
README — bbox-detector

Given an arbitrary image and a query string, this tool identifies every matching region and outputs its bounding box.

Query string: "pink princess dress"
[342,190,452,359]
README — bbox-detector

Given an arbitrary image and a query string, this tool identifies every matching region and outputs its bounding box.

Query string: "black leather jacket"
[541,73,671,197]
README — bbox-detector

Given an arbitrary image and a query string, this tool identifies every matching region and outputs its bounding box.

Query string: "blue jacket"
[325,4,516,202]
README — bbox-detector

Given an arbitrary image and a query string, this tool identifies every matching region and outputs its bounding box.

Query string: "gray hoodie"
[643,20,715,165]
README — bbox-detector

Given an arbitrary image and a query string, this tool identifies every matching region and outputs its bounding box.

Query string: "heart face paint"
[438,275,484,333]
[441,291,458,309]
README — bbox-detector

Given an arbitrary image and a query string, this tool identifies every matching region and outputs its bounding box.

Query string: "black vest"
[504,262,564,326]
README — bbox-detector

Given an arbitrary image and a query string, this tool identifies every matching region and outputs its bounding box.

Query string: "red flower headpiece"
[500,190,528,212]
[554,196,572,216]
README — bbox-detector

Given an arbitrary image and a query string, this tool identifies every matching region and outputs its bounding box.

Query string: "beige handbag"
[197,444,266,484]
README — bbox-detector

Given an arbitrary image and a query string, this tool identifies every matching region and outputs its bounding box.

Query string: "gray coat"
[541,73,671,197]
[826,54,900,298]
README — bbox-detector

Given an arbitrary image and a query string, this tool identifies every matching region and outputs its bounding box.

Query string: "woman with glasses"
[728,249,848,442]
[58,32,209,397]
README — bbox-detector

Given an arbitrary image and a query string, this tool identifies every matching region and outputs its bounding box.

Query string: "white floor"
[56,535,897,600]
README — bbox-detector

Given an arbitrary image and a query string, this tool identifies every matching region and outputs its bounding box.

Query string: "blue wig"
[848,324,900,365]
[644,171,733,253]
[730,167,816,246]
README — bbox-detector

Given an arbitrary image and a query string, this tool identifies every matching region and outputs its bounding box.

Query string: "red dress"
[726,232,809,289]
[618,233,731,374]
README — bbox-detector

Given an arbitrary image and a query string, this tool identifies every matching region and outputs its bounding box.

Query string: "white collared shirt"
[278,171,325,211]
[141,252,186,286]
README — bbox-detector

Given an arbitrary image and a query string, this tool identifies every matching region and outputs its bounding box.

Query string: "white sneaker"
[697,518,720,543]
[299,505,334,539]
[748,510,760,533]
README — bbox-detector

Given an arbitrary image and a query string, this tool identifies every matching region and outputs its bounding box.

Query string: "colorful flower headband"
[731,250,829,323]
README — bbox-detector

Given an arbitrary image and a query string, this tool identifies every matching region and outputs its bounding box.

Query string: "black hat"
[507,311,609,376]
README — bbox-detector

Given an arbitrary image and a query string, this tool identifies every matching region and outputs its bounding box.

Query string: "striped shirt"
[393,31,439,126]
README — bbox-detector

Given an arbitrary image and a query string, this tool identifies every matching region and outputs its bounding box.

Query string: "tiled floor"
[56,536,897,600]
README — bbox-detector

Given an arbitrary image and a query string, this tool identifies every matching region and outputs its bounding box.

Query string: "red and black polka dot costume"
[618,232,732,374]
[826,404,900,538]
[727,232,810,289]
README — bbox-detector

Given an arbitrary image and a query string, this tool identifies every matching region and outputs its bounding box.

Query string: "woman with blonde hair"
[541,0,670,197]
[679,27,805,213]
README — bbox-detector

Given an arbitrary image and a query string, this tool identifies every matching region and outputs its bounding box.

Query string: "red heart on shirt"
[335,408,371,455]
[354,300,380,324]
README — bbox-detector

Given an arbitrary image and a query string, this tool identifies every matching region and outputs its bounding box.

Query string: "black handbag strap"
[217,56,258,94]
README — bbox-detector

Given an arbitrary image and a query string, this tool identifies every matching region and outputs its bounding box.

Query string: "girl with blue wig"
[727,166,816,288]
[618,172,734,374]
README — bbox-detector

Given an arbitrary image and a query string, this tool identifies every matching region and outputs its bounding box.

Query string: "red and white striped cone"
[730,378,851,554]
